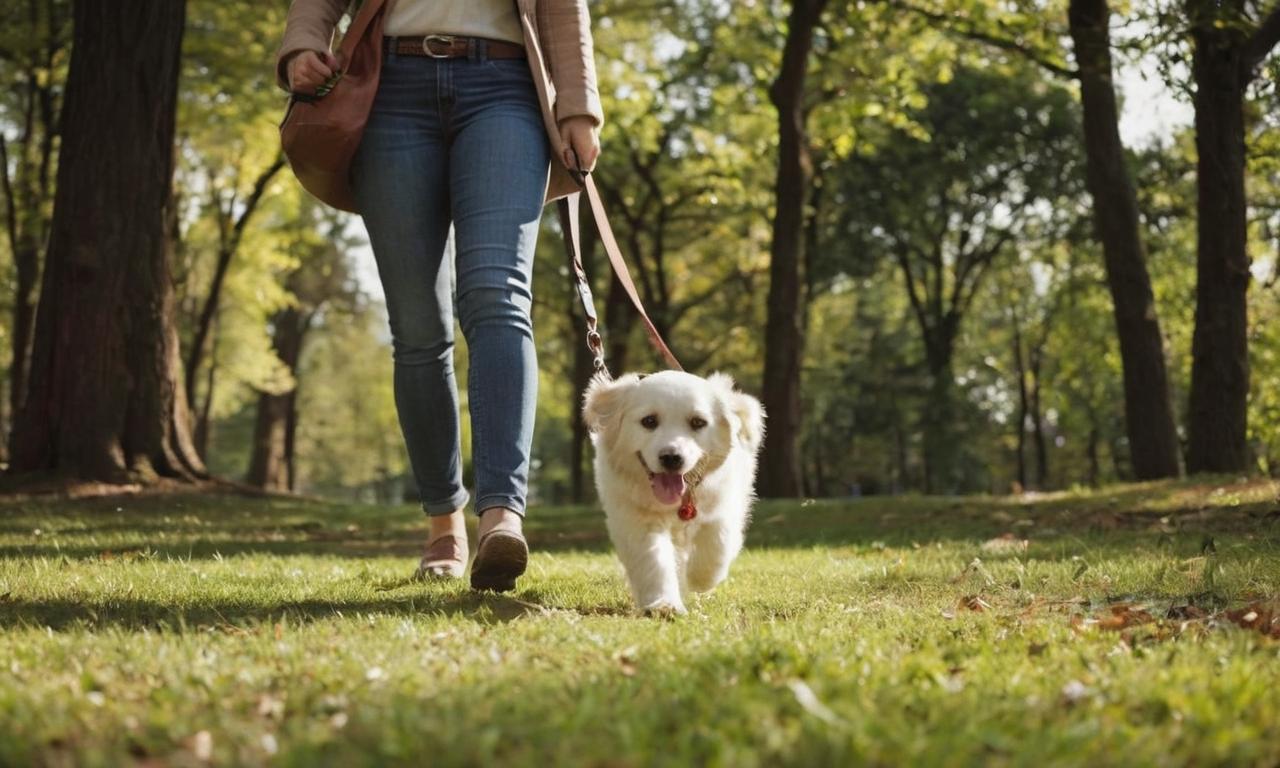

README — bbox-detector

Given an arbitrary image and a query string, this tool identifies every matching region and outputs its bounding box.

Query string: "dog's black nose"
[659,452,684,472]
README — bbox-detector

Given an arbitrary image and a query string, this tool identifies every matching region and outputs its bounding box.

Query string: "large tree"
[0,0,70,458]
[1067,0,1183,479]
[8,0,203,483]
[245,226,354,492]
[1183,0,1280,472]
[891,0,1186,480]
[759,0,830,497]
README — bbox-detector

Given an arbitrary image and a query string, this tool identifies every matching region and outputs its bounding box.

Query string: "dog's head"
[582,371,765,506]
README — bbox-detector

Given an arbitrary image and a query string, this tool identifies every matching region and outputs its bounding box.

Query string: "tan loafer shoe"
[415,534,467,580]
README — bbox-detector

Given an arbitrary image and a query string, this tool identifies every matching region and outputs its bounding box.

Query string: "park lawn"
[1,479,1279,767]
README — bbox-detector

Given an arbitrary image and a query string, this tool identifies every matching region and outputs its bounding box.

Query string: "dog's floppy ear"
[709,373,766,452]
[582,373,641,435]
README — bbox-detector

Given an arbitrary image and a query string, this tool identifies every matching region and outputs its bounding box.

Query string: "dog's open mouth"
[638,452,685,505]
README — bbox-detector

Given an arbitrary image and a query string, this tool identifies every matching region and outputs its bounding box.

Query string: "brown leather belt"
[385,35,526,60]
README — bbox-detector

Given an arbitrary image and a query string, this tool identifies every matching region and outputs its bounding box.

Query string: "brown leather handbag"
[279,0,391,213]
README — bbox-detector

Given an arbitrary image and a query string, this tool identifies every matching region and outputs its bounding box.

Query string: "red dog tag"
[677,500,697,521]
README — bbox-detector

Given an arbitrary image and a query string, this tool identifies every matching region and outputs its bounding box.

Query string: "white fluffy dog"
[583,371,765,615]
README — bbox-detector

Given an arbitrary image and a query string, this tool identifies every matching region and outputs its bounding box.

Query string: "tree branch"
[1243,2,1280,78]
[889,0,1079,79]
[0,136,17,259]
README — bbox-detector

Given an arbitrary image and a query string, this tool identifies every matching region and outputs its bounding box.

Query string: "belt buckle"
[423,34,456,58]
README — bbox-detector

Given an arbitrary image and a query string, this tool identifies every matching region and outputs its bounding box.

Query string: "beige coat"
[276,0,603,202]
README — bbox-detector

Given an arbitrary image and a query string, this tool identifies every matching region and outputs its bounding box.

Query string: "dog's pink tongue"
[650,472,686,505]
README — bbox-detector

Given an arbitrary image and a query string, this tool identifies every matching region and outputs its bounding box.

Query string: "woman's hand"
[287,49,341,93]
[558,116,600,173]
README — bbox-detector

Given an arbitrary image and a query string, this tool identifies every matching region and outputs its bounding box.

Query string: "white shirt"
[383,0,524,45]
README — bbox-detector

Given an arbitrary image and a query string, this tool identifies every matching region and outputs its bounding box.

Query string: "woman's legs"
[350,56,471,527]
[449,57,550,523]
[349,50,549,587]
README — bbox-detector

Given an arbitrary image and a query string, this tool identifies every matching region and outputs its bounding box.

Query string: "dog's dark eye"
[689,416,708,430]
[641,414,659,430]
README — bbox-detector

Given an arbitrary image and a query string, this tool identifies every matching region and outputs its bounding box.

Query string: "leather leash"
[557,157,683,380]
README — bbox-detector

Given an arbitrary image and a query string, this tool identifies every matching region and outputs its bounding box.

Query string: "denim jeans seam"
[468,353,489,515]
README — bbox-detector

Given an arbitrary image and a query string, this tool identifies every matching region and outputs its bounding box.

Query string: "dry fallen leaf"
[980,533,1029,554]
[613,646,639,676]
[1225,603,1280,639]
[1095,603,1155,631]
[1165,604,1208,621]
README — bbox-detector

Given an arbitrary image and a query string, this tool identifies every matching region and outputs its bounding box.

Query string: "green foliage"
[293,298,407,496]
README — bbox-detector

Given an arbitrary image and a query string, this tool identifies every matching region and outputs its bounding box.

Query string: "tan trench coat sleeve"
[534,0,602,126]
[275,0,348,91]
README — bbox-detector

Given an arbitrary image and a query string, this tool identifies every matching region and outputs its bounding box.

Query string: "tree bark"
[1087,422,1101,487]
[1068,0,1182,479]
[568,206,600,504]
[9,0,203,483]
[1029,344,1049,489]
[1183,0,1264,473]
[1011,311,1029,491]
[246,307,311,491]
[920,317,960,494]
[2,0,68,460]
[759,0,828,498]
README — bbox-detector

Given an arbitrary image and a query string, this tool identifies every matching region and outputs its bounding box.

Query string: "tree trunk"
[194,313,218,458]
[1184,0,1253,473]
[1087,423,1101,487]
[1068,0,1182,479]
[603,272,637,375]
[759,0,828,498]
[246,307,310,490]
[2,0,66,462]
[1011,312,1029,491]
[1029,346,1049,489]
[569,206,600,504]
[9,0,203,483]
[910,305,962,494]
[921,343,959,494]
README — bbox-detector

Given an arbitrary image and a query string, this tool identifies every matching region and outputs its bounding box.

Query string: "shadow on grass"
[2,479,1277,562]
[0,586,612,632]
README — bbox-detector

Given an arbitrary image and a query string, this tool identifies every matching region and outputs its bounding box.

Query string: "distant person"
[276,0,602,591]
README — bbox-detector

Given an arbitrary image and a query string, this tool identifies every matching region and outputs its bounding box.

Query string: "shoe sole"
[470,532,528,592]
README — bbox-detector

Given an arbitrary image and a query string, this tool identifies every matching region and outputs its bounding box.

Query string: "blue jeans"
[350,45,550,518]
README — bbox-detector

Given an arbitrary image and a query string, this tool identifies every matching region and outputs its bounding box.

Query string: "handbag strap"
[558,172,684,379]
[335,0,390,68]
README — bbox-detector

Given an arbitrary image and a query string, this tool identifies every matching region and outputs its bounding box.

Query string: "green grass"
[2,478,1280,766]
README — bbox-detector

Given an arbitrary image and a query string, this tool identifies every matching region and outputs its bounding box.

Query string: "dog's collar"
[678,458,708,522]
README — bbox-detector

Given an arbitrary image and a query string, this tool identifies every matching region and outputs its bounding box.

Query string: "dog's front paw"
[640,598,687,618]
